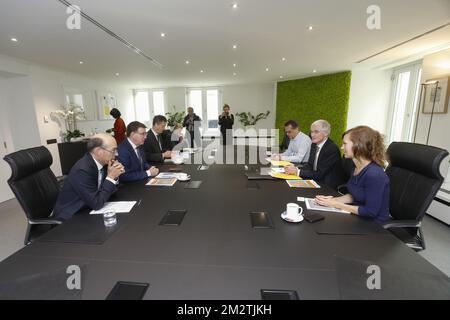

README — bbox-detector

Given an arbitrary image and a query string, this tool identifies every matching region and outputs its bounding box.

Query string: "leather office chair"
[279,133,290,152]
[3,146,62,245]
[383,142,449,251]
[337,156,354,195]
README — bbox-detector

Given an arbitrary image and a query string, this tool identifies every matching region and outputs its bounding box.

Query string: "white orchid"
[51,102,86,136]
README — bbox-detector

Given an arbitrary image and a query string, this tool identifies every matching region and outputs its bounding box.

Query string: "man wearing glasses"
[53,133,125,220]
[117,121,159,182]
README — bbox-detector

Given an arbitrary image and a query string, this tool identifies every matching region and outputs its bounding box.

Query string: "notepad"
[305,198,349,214]
[286,180,320,188]
[89,201,137,214]
[146,178,177,187]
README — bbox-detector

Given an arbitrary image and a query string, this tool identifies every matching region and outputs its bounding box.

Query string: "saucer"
[177,174,191,182]
[281,211,304,223]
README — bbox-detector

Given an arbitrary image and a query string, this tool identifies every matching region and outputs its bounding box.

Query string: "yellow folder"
[270,160,292,167]
[270,172,303,180]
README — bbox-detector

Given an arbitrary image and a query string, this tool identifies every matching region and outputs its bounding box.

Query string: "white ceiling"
[0,0,449,88]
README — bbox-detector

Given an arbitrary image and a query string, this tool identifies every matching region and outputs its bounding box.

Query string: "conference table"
[0,146,449,300]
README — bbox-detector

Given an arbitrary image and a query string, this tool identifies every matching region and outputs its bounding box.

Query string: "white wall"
[347,69,392,135]
[414,48,450,181]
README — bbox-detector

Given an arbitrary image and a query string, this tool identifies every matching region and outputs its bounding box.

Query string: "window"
[206,89,219,129]
[388,62,422,143]
[186,88,222,132]
[187,89,202,116]
[134,91,150,125]
[152,90,165,117]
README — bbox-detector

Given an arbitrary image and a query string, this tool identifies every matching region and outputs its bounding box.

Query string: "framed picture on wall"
[96,91,117,120]
[422,76,450,114]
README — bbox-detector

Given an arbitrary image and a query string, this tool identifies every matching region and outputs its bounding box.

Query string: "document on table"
[305,198,349,214]
[89,201,138,214]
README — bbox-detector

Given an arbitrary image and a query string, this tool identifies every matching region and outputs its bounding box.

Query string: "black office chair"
[383,142,449,251]
[337,156,354,195]
[279,133,290,152]
[3,146,62,245]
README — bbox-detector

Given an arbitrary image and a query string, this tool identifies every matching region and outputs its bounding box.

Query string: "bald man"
[53,133,125,220]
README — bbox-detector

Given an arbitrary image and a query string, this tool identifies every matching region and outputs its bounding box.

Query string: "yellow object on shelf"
[270,172,302,180]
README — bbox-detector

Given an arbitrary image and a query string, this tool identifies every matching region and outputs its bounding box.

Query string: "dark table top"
[1,147,449,299]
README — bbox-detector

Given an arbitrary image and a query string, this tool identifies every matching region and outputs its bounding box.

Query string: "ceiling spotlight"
[308,25,314,31]
[11,38,18,42]
[281,57,286,61]
[115,73,120,76]
[233,63,237,67]
[185,60,190,64]
[232,3,238,9]
[79,61,84,64]
[265,67,269,72]
[313,69,317,73]
[233,72,237,76]
[160,33,166,37]
[232,44,237,50]
[200,70,204,73]
[279,76,283,79]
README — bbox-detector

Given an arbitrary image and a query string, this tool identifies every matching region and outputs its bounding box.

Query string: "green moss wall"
[276,71,351,146]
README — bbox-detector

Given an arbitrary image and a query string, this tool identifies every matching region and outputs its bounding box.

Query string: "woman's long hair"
[343,126,386,168]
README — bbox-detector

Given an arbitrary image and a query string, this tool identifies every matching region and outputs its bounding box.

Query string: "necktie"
[98,169,103,190]
[313,146,320,171]
[157,134,162,150]
[136,147,143,170]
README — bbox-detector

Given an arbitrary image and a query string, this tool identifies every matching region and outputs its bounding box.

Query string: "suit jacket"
[53,153,117,220]
[183,114,201,132]
[299,138,346,190]
[117,139,150,182]
[143,130,165,164]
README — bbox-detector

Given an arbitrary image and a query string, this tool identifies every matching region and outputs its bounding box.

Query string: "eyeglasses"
[101,146,118,156]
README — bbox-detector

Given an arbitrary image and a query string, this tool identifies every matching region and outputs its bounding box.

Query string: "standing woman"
[218,104,234,145]
[314,126,390,224]
[109,108,126,145]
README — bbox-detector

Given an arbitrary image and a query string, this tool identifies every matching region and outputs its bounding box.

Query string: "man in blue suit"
[117,121,159,182]
[53,133,125,220]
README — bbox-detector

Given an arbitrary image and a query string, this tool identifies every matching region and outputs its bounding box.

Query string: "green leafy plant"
[64,130,85,142]
[165,105,185,128]
[235,111,270,127]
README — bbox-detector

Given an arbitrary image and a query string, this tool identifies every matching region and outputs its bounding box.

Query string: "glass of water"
[103,210,117,227]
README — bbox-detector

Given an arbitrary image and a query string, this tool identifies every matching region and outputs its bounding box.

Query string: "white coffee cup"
[286,203,303,220]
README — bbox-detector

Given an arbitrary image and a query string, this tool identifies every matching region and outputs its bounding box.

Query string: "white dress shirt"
[281,131,311,163]
[91,155,117,187]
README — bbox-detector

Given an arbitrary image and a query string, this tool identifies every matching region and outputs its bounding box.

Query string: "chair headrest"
[387,142,449,180]
[3,146,53,181]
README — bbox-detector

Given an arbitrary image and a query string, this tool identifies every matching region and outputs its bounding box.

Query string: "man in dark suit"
[117,121,159,183]
[53,133,125,220]
[285,119,345,190]
[143,115,172,165]
[218,104,234,145]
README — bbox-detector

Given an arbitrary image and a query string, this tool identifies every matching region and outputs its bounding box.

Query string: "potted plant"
[235,111,270,127]
[165,105,185,129]
[51,103,86,141]
[63,130,86,142]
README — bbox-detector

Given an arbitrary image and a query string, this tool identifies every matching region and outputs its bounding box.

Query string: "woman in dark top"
[218,104,234,145]
[315,126,390,224]
[108,108,126,145]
